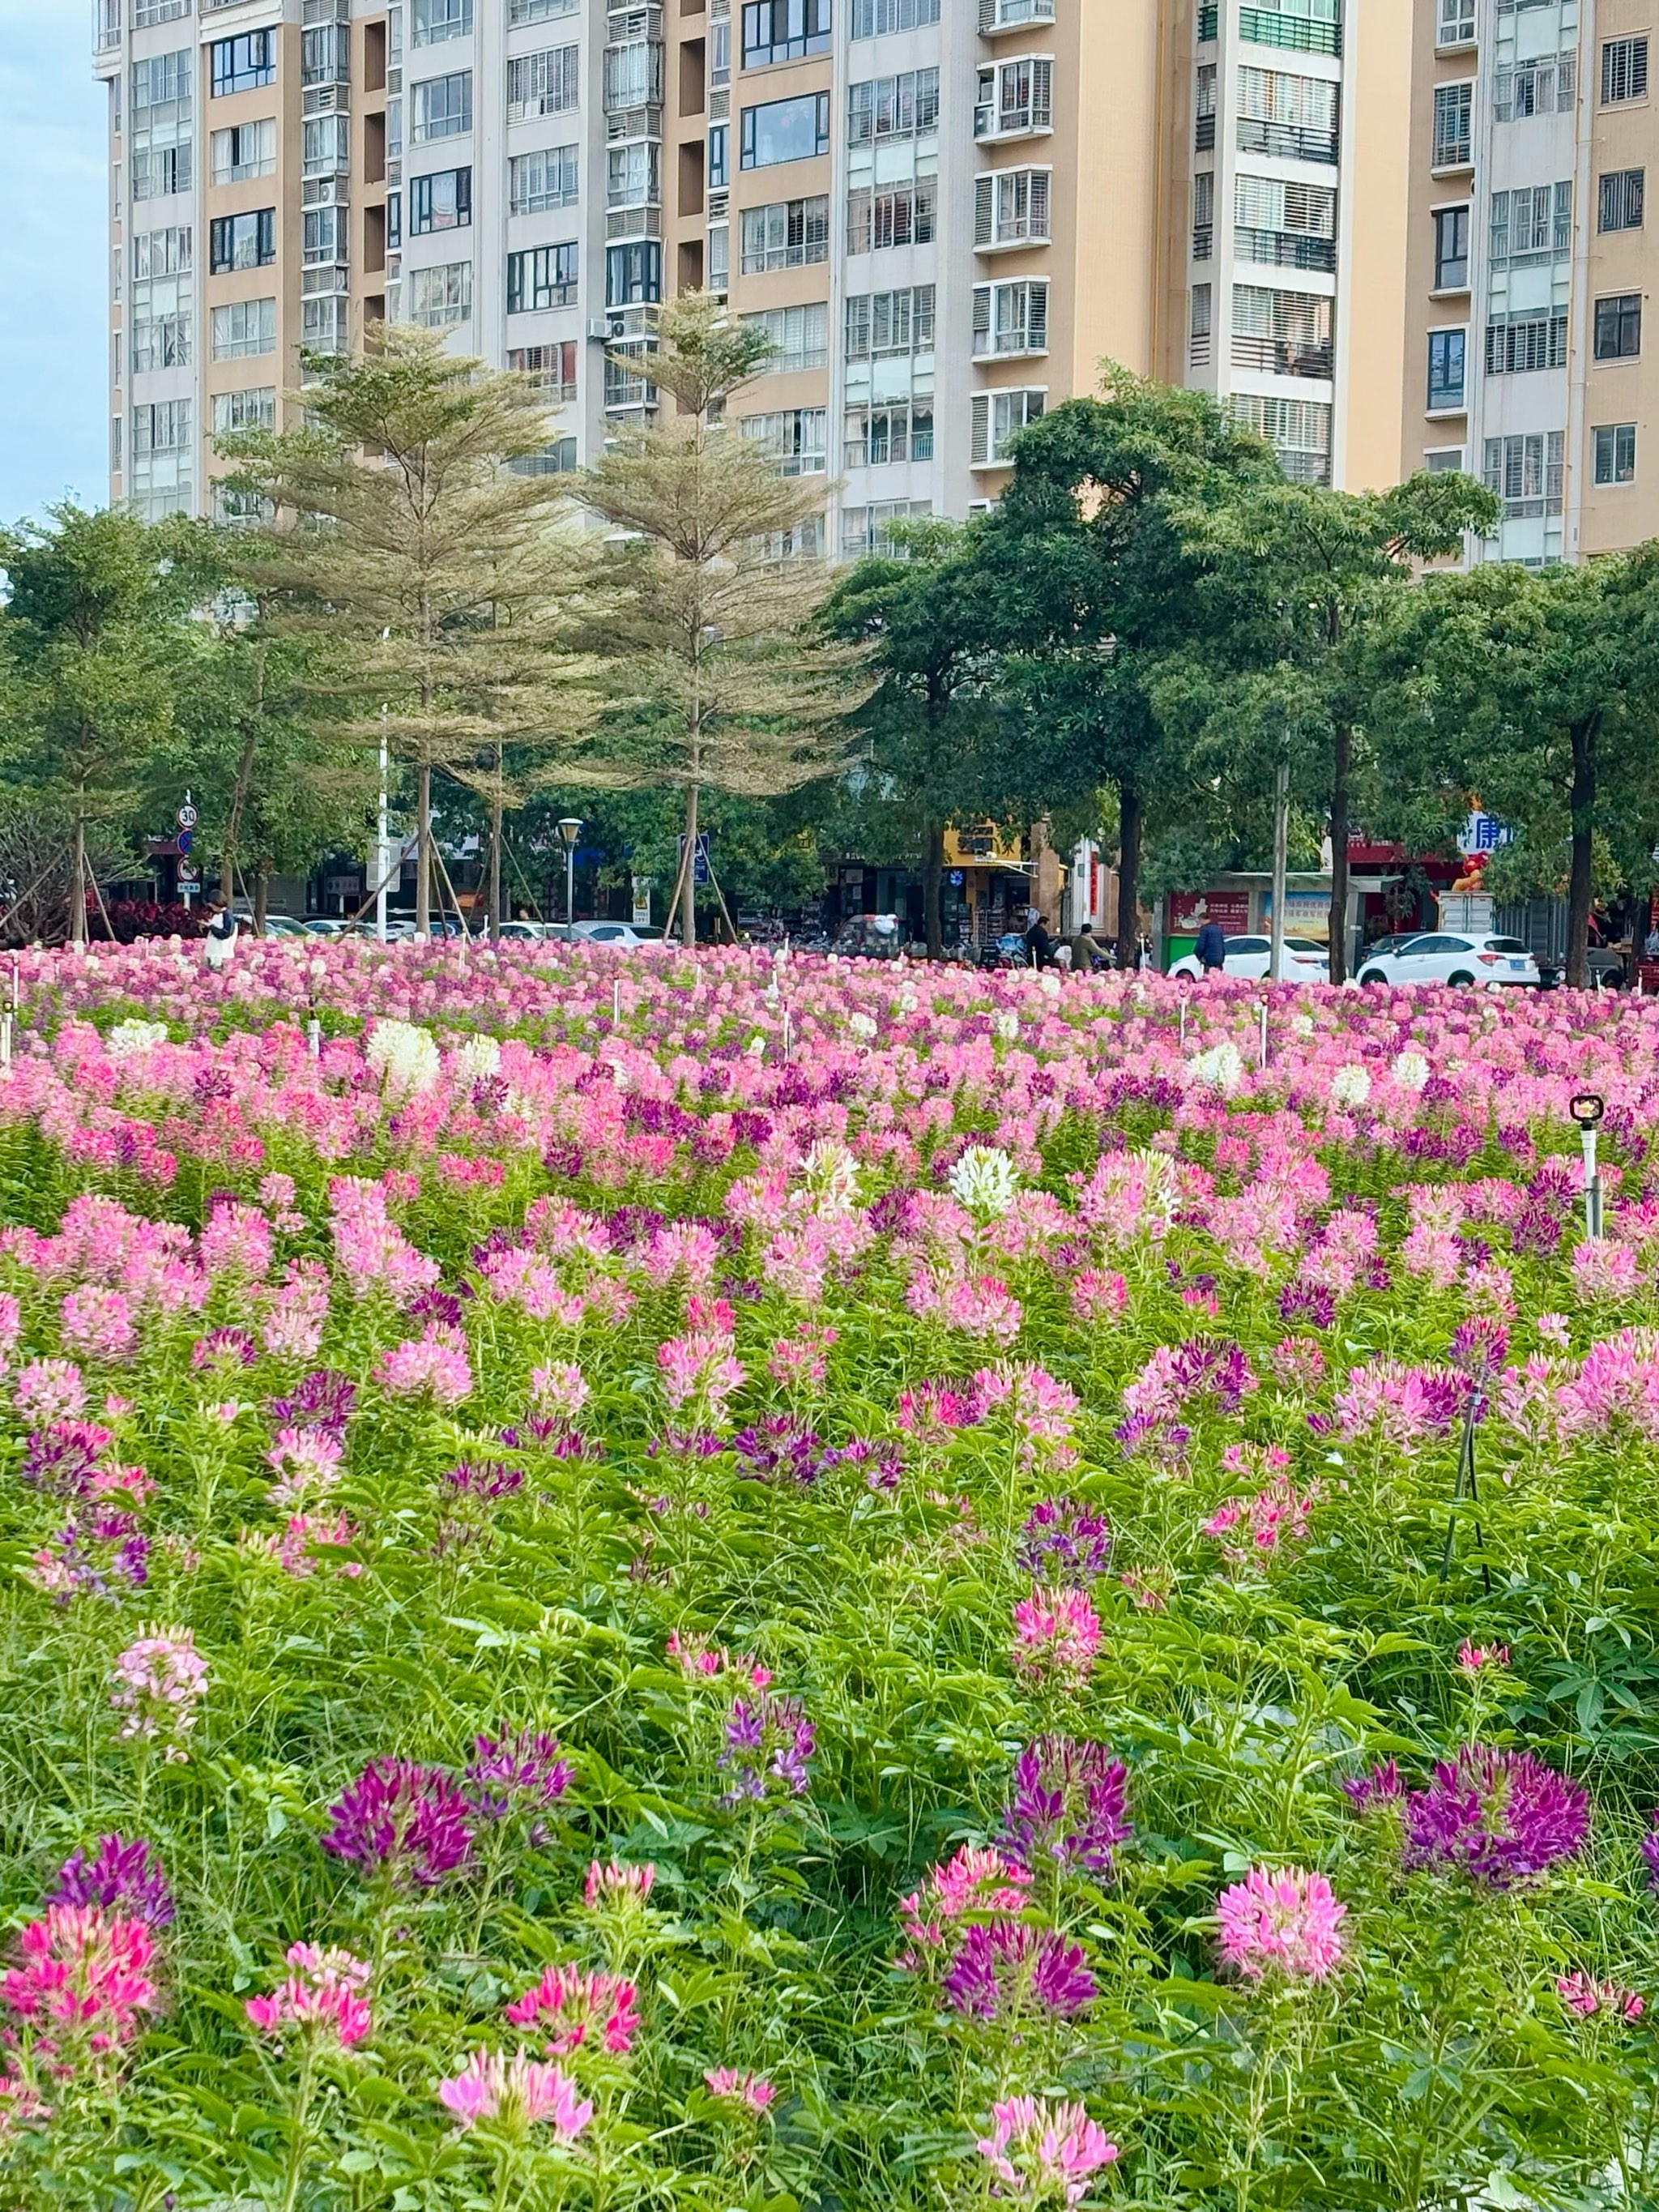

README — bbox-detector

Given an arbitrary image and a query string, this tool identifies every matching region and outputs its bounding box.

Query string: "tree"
[821,522,1000,958]
[0,504,203,943]
[958,374,1282,969]
[219,327,597,937]
[577,293,868,946]
[1375,549,1659,986]
[1158,469,1499,980]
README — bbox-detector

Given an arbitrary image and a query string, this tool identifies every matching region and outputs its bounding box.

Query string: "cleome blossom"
[976,2096,1118,2206]
[1217,1866,1346,1985]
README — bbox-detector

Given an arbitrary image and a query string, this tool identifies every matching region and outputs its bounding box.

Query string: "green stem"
[278,2045,317,2212]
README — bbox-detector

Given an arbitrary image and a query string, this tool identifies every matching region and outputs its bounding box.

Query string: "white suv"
[1357,933,1540,988]
[1166,933,1331,982]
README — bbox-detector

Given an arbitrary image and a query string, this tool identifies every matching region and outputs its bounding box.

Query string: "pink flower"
[1203,1473,1320,1570]
[437,2048,593,2138]
[975,2095,1118,2205]
[110,1627,207,1759]
[60,1287,137,1366]
[1069,1269,1128,1322]
[583,1860,655,1910]
[266,1424,343,1506]
[766,1323,838,1390]
[657,1329,745,1420]
[15,1360,87,1423]
[1558,1971,1644,2022]
[1012,1586,1101,1689]
[376,1323,472,1405]
[245,1944,371,2048]
[705,2068,777,2112]
[898,1846,1032,1961]
[1217,1865,1346,1984]
[1456,1640,1509,1674]
[2,1907,158,2069]
[505,1964,639,2057]
[0,2071,48,2135]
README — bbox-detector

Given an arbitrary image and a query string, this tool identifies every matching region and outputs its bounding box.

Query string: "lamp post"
[557,818,582,938]
[1571,1092,1606,1239]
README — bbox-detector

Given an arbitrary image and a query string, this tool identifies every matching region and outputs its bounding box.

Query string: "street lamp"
[557,818,582,938]
[1571,1092,1606,1239]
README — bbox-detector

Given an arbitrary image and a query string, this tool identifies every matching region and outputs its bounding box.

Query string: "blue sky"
[0,2,109,522]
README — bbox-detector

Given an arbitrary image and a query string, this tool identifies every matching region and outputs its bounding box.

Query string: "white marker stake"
[783,1006,793,1061]
[1179,1001,1187,1050]
[308,1016,322,1061]
[1259,1000,1269,1070]
[613,979,621,1026]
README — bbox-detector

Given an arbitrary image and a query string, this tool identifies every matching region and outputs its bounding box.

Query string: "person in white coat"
[203,898,240,971]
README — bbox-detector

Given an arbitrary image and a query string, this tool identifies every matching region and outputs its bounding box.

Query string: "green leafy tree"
[219,327,598,936]
[577,292,868,946]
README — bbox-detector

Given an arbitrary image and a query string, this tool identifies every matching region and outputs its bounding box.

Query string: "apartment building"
[93,0,1414,542]
[1403,0,1658,562]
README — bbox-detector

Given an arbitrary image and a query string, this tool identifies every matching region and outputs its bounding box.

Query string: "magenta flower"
[1342,1760,1403,1814]
[465,1728,573,1824]
[1403,1746,1589,1887]
[437,2048,592,2138]
[1003,1737,1129,1877]
[975,2095,1118,2205]
[1456,1640,1510,1674]
[1642,1815,1659,1890]
[705,2068,777,2112]
[1017,1500,1112,1588]
[49,1836,173,1928]
[1218,1865,1346,1984]
[1558,1971,1644,2022]
[321,1759,473,1887]
[245,1944,372,2048]
[1012,1586,1101,1689]
[2,1907,158,2069]
[898,1846,1031,1960]
[944,1922,1095,2022]
[584,1860,655,1910]
[505,1964,639,2057]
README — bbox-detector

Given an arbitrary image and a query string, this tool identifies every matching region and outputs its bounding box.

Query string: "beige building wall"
[1337,0,1411,489]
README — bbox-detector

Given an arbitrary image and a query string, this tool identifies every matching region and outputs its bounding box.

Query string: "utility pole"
[1269,751,1290,984]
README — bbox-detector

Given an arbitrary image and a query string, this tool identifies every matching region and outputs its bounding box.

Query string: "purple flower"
[1171,1338,1256,1415]
[22,1422,115,1497]
[1642,1816,1659,1890]
[718,1693,816,1806]
[733,1417,827,1487]
[1017,1500,1112,1588]
[271,1369,356,1434]
[443,1459,524,1500]
[1002,1737,1129,1877]
[1404,1747,1589,1888]
[1277,1283,1337,1330]
[49,1834,174,1927]
[1341,1760,1402,1814]
[191,1328,258,1373]
[321,1759,474,1886]
[465,1729,574,1823]
[1449,1318,1509,1381]
[944,1922,1095,2021]
[826,1437,903,1492]
[408,1288,466,1330]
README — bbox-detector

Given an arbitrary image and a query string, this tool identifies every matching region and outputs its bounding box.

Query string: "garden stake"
[1439,1388,1494,1595]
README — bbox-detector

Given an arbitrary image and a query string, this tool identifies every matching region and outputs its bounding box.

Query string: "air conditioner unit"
[586,318,613,341]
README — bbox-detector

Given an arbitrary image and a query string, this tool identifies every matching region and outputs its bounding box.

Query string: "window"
[608,140,661,208]
[740,408,829,472]
[1601,36,1648,103]
[209,209,275,272]
[1424,446,1465,472]
[301,24,349,86]
[847,69,940,143]
[409,260,473,326]
[1237,64,1338,159]
[301,295,348,356]
[132,225,191,278]
[1232,173,1335,266]
[605,240,660,306]
[411,167,472,231]
[130,399,193,520]
[1495,49,1576,121]
[743,301,830,372]
[134,0,190,23]
[211,32,275,96]
[1485,308,1568,374]
[1593,422,1638,483]
[131,294,192,374]
[412,70,472,139]
[212,387,276,434]
[1600,168,1645,231]
[842,500,931,557]
[507,242,579,311]
[1433,80,1473,168]
[711,15,731,87]
[970,387,1043,467]
[1196,60,1217,150]
[1427,327,1465,410]
[508,340,578,399]
[508,45,578,121]
[604,38,662,112]
[1190,280,1213,365]
[846,284,935,359]
[1483,429,1564,513]
[842,402,934,465]
[133,50,190,111]
[975,56,1053,138]
[974,167,1051,250]
[510,0,578,20]
[210,120,275,182]
[741,92,830,165]
[848,181,936,252]
[1433,205,1469,288]
[1231,284,1332,374]
[972,278,1047,357]
[852,0,938,29]
[740,195,830,271]
[211,297,275,359]
[302,205,344,267]
[131,49,192,200]
[1437,0,1474,45]
[511,146,580,213]
[1230,392,1332,483]
[742,0,831,68]
[1488,181,1572,267]
[302,113,351,175]
[1594,293,1643,359]
[708,221,730,291]
[1192,169,1214,256]
[413,0,472,43]
[757,517,826,560]
[604,345,657,410]
[510,438,579,476]
[709,125,729,190]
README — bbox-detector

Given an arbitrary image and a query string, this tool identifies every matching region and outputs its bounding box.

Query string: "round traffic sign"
[177,828,194,855]
[176,802,199,831]
[177,861,200,886]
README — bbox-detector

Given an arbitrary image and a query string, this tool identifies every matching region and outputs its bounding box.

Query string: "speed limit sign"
[176,801,199,831]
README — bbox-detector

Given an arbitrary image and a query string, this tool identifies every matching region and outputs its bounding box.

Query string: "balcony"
[1198,3,1217,35]
[1196,112,1217,150]
[975,99,1053,141]
[93,0,120,53]
[1192,224,1213,260]
[1230,332,1333,378]
[1235,224,1336,271]
[1239,6,1341,55]
[1236,117,1338,163]
[978,0,1056,28]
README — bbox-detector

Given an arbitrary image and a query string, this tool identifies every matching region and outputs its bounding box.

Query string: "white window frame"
[1432,79,1474,171]
[210,297,276,362]
[972,278,1049,359]
[970,386,1045,468]
[411,70,473,142]
[973,166,1051,250]
[974,54,1054,141]
[1436,0,1475,49]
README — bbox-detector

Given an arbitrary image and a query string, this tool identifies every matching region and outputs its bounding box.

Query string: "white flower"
[948,1144,1020,1218]
[847,1011,878,1042]
[898,988,918,1013]
[448,1034,502,1083]
[745,1033,767,1057]
[1038,972,1063,998]
[801,1138,860,1215]
[1291,1014,1315,1039]
[1392,1049,1431,1093]
[1188,1042,1243,1096]
[1329,1063,1372,1109]
[104,1019,170,1061]
[994,1011,1020,1043]
[365,1018,441,1100]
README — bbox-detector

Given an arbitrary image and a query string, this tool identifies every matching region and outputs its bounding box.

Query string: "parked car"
[1356,933,1541,988]
[255,916,309,939]
[1534,947,1628,991]
[562,920,667,949]
[493,920,547,944]
[1166,933,1331,983]
[301,918,350,938]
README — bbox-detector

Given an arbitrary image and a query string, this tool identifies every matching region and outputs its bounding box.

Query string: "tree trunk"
[254,868,270,936]
[922,817,945,960]
[1115,782,1143,971]
[489,786,503,944]
[681,779,699,950]
[416,762,432,937]
[1565,714,1598,989]
[1328,720,1352,985]
[220,726,259,907]
[70,806,87,947]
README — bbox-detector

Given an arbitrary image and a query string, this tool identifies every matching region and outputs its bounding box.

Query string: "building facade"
[95,0,1418,538]
[1403,0,1657,562]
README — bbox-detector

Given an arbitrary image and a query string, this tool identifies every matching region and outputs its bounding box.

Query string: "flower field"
[4,940,1659,2210]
